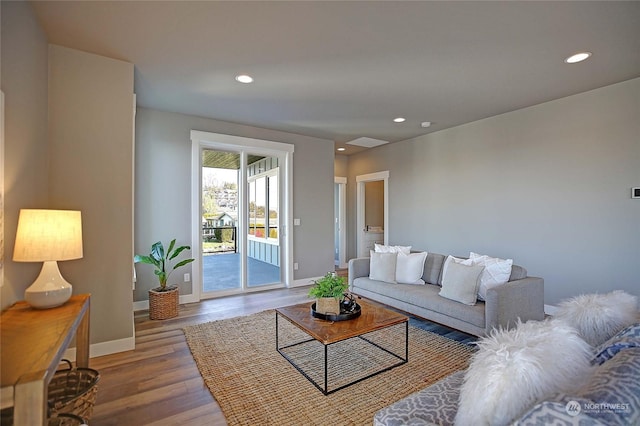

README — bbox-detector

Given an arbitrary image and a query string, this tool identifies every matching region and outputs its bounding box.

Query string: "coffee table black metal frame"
[275,304,408,395]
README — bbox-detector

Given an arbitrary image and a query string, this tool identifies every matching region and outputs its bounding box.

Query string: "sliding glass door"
[198,146,284,298]
[246,156,281,287]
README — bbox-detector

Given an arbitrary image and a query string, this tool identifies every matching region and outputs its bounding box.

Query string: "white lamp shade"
[13,209,83,262]
[13,209,83,309]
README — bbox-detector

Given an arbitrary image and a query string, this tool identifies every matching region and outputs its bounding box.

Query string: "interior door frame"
[356,171,389,257]
[334,177,347,269]
[190,130,294,301]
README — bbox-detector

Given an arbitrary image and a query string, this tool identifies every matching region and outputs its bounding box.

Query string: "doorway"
[190,131,294,300]
[356,171,389,257]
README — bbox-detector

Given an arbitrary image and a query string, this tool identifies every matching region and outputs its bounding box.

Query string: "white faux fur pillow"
[553,290,639,347]
[455,320,593,426]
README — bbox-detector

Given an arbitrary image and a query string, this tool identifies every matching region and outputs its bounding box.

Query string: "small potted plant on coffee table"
[308,272,348,315]
[134,239,194,320]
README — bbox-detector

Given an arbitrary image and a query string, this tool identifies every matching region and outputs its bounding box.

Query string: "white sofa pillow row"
[369,244,427,285]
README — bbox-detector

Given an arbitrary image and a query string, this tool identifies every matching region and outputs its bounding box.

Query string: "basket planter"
[315,297,340,315]
[48,359,99,422]
[149,286,179,320]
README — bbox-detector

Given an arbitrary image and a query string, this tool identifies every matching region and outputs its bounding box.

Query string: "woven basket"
[0,410,87,426]
[48,413,87,426]
[316,297,340,315]
[149,286,179,320]
[48,360,99,422]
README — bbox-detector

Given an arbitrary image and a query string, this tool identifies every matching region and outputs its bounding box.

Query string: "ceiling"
[30,1,640,154]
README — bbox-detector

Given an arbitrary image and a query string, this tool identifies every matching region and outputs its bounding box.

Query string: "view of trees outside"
[203,167,238,217]
[202,166,279,253]
[202,167,238,252]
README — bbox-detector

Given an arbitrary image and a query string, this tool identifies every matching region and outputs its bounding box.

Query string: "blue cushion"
[592,323,640,365]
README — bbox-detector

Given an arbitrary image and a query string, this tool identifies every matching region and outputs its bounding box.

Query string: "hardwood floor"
[90,286,312,426]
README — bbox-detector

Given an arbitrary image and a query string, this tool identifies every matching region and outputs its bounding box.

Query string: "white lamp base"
[25,261,73,309]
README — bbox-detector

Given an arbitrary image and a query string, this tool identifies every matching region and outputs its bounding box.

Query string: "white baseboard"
[63,336,135,360]
[289,277,319,288]
[133,293,199,312]
[544,304,558,316]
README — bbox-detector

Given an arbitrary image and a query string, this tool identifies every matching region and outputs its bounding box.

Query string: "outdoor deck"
[203,252,281,292]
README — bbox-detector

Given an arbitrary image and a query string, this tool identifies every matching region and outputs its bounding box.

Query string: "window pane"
[268,175,278,239]
[255,177,266,238]
[249,180,256,236]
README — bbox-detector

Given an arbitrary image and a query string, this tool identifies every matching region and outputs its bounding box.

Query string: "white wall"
[48,45,135,345]
[134,108,335,301]
[1,2,136,351]
[1,1,50,309]
[346,78,640,305]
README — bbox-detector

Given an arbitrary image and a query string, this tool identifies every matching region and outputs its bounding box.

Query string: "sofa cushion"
[455,319,593,426]
[518,400,607,425]
[552,348,640,425]
[439,260,483,306]
[593,323,640,365]
[508,264,527,281]
[352,277,486,329]
[369,251,397,284]
[423,253,446,285]
[396,251,428,285]
[469,252,513,301]
[373,370,465,426]
[375,243,411,255]
[554,290,639,346]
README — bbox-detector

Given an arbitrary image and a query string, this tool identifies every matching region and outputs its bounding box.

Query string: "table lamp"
[13,209,83,309]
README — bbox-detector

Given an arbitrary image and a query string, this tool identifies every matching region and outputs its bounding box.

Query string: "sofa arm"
[484,276,544,334]
[348,257,370,288]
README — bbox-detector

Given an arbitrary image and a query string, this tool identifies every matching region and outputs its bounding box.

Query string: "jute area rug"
[183,309,474,426]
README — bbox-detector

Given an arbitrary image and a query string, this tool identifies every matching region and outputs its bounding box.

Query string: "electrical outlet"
[294,263,299,270]
[184,273,190,282]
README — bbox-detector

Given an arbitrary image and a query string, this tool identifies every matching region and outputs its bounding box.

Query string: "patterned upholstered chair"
[374,323,640,426]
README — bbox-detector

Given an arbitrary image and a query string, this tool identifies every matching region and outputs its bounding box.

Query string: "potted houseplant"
[308,272,348,315]
[134,239,195,320]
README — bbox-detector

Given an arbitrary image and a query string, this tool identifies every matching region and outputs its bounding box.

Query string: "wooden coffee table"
[276,298,408,395]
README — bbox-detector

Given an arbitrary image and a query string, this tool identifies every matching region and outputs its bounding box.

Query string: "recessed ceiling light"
[564,52,592,64]
[393,117,406,123]
[337,147,346,152]
[235,74,254,83]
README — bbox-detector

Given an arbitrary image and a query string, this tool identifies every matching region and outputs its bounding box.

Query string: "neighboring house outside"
[203,213,237,229]
[212,213,236,227]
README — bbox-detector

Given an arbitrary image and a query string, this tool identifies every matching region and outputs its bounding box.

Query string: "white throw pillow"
[439,260,484,305]
[441,255,473,279]
[369,251,397,284]
[455,320,593,426]
[553,290,639,347]
[470,252,513,300]
[374,243,411,255]
[396,251,427,284]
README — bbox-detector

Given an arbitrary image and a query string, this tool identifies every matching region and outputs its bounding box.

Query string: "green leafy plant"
[308,272,348,299]
[134,239,195,291]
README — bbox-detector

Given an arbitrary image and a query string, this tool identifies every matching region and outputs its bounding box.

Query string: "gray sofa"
[348,252,544,336]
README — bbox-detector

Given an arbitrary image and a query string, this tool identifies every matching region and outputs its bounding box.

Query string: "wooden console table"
[1,294,90,425]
